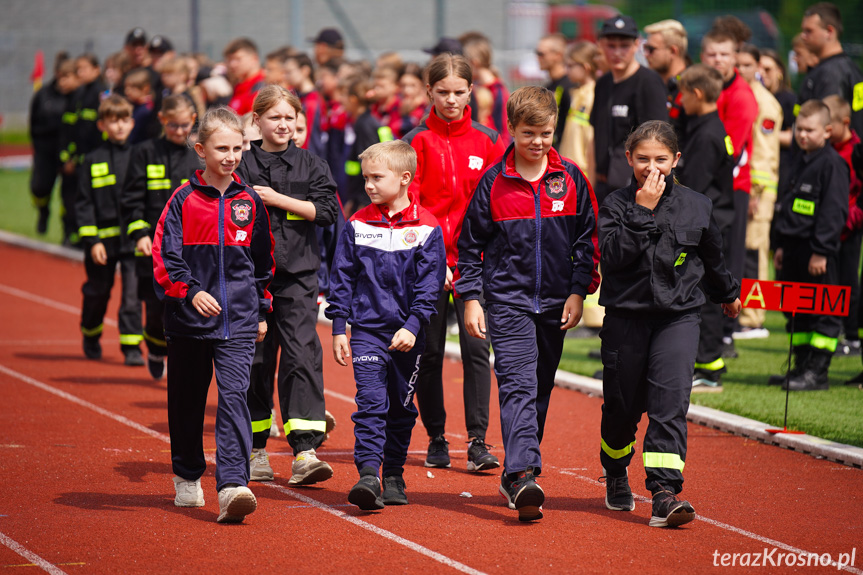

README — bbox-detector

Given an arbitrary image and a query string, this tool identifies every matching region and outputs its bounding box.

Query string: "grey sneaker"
[250,448,274,482]
[217,485,257,523]
[466,438,500,472]
[382,475,408,505]
[173,476,204,507]
[288,449,333,485]
[599,468,634,511]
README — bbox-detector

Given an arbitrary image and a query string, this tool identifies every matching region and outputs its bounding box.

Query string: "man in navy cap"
[310,28,344,67]
[590,14,668,205]
[148,35,175,70]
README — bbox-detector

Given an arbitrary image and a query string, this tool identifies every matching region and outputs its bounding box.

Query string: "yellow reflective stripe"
[345,160,361,176]
[59,150,71,162]
[32,195,50,208]
[147,179,172,190]
[180,178,189,184]
[284,418,327,435]
[554,85,564,106]
[853,82,863,112]
[98,226,120,239]
[79,225,98,238]
[694,357,725,371]
[286,212,304,220]
[793,103,800,117]
[791,332,812,346]
[724,135,734,156]
[128,220,150,235]
[792,198,815,216]
[809,332,838,352]
[80,108,98,121]
[601,438,635,460]
[92,175,117,188]
[62,111,78,125]
[91,162,109,177]
[143,331,167,347]
[377,126,394,142]
[643,452,685,471]
[146,164,166,178]
[674,252,687,267]
[251,416,273,434]
[119,334,143,345]
[81,324,103,337]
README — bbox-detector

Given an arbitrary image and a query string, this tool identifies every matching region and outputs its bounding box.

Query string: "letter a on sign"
[743,280,766,308]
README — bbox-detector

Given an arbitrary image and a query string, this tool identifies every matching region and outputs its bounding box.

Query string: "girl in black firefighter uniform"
[597,120,740,528]
[121,94,199,379]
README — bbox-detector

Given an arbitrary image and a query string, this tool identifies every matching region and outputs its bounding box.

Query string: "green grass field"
[2,165,862,447]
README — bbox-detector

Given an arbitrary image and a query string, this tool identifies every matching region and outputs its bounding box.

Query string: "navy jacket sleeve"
[324,220,359,335]
[308,156,339,227]
[598,192,658,272]
[812,156,850,255]
[697,210,740,303]
[250,191,275,320]
[455,170,495,301]
[404,226,447,336]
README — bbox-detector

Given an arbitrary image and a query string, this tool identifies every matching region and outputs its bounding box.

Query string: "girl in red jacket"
[402,53,506,472]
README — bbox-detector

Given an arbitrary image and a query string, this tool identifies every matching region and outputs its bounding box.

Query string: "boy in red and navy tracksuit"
[457,87,600,521]
[326,141,446,510]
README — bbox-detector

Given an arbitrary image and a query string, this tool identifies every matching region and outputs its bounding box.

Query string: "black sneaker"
[649,488,695,528]
[424,434,451,468]
[123,348,145,366]
[599,468,634,511]
[499,472,516,510]
[83,336,102,360]
[466,439,499,472]
[382,475,408,505]
[348,468,384,510]
[509,469,544,522]
[36,208,49,235]
[148,354,165,379]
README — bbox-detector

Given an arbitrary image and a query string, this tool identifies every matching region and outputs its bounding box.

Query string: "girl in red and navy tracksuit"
[152,107,274,524]
[402,53,506,471]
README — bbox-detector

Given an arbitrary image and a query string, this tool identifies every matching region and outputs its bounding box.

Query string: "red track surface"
[1,241,862,574]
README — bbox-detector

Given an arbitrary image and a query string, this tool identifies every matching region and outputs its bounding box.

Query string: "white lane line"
[0,531,68,575]
[0,364,486,575]
[556,468,863,575]
[0,284,117,327]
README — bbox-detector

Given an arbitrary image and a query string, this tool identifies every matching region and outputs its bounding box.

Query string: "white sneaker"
[216,485,257,523]
[173,476,204,507]
[732,327,769,340]
[269,409,280,437]
[250,448,274,482]
[288,449,334,485]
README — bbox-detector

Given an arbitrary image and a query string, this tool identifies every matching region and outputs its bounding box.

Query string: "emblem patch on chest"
[231,199,253,227]
[545,175,567,200]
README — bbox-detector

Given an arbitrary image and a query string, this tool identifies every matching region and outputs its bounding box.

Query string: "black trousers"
[81,248,142,349]
[723,190,749,337]
[778,238,842,341]
[696,223,733,370]
[247,277,326,454]
[137,260,166,357]
[838,230,862,339]
[599,311,699,494]
[414,288,492,440]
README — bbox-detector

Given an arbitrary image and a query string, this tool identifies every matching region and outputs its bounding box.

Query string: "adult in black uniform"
[536,33,572,148]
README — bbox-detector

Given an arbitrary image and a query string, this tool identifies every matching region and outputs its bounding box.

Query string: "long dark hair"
[625,120,679,156]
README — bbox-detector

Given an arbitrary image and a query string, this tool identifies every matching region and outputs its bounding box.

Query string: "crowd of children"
[25,1,863,525]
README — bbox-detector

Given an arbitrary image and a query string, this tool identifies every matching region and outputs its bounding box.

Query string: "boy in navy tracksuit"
[75,95,143,365]
[771,99,849,391]
[457,87,601,522]
[326,140,446,510]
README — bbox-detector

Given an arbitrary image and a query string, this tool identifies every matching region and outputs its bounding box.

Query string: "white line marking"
[1,364,486,575]
[0,284,117,326]
[0,531,68,575]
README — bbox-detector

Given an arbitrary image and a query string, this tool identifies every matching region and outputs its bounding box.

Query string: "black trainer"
[148,354,165,380]
[509,469,544,522]
[649,488,695,528]
[424,434,451,468]
[499,472,516,510]
[123,348,145,367]
[599,468,634,511]
[348,468,384,510]
[83,336,102,360]
[36,207,49,235]
[382,475,408,505]
[466,439,499,472]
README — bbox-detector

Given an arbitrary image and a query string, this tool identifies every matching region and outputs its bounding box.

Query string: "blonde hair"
[643,19,688,55]
[359,140,417,181]
[566,41,598,74]
[197,106,244,146]
[252,84,302,117]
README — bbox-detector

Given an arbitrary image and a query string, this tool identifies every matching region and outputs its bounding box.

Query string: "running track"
[0,241,861,574]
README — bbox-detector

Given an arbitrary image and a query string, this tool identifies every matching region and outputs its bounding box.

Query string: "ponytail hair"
[196,106,244,147]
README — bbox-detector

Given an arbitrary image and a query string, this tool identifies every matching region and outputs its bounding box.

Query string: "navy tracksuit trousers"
[487,304,567,477]
[167,336,255,492]
[350,327,423,478]
[599,311,699,494]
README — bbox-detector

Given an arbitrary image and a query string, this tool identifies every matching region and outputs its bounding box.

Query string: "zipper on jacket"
[532,180,542,313]
[219,194,230,339]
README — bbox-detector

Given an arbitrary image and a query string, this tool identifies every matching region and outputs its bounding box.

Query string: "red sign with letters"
[740,279,850,317]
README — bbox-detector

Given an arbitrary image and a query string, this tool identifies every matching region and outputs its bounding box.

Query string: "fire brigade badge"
[761,119,776,134]
[231,199,252,227]
[403,229,418,246]
[545,175,566,199]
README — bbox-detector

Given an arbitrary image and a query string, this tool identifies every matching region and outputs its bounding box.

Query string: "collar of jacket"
[500,142,567,181]
[686,110,720,135]
[801,144,828,164]
[249,139,297,168]
[359,192,422,225]
[425,104,474,137]
[189,170,246,198]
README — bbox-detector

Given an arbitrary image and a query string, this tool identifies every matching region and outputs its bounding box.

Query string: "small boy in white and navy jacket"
[326,140,446,511]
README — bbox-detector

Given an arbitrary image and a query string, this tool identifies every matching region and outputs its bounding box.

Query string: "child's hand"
[444,267,454,292]
[256,321,267,343]
[722,298,742,318]
[136,236,152,256]
[561,294,584,330]
[773,248,783,271]
[333,334,351,366]
[91,242,108,265]
[808,253,827,276]
[635,168,665,211]
[252,185,278,206]
[389,328,416,352]
[464,299,486,339]
[192,290,222,317]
